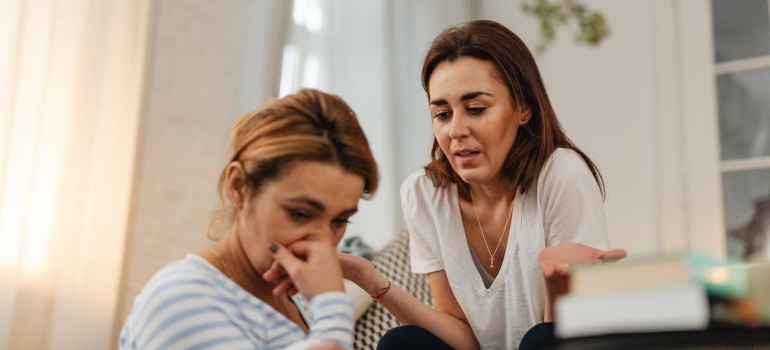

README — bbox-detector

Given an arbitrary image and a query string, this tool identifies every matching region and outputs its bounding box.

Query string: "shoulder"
[145,255,221,290]
[539,148,597,185]
[123,255,252,330]
[129,256,227,316]
[542,148,592,175]
[534,148,602,201]
[400,169,432,193]
[401,169,433,202]
[121,256,261,349]
[400,169,453,210]
[400,168,451,196]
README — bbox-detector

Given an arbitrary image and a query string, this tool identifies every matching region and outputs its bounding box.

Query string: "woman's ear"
[519,104,532,125]
[225,161,248,210]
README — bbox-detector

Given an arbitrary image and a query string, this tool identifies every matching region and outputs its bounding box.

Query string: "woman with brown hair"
[120,88,378,350]
[341,20,625,349]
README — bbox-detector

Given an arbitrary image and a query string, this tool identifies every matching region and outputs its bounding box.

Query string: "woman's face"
[428,57,530,187]
[235,160,365,273]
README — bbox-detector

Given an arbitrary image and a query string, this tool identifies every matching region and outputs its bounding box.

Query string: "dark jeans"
[376,322,556,350]
[376,325,454,350]
[519,322,556,350]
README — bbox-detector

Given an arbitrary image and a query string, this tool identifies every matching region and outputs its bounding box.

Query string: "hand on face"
[237,161,364,300]
[263,239,345,300]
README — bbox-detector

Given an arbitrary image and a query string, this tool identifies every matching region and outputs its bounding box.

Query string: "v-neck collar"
[449,185,522,297]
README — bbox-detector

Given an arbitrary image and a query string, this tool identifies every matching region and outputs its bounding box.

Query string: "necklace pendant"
[490,258,494,268]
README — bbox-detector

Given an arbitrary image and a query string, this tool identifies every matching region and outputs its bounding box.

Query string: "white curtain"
[0,0,150,348]
[279,0,474,249]
[114,0,293,333]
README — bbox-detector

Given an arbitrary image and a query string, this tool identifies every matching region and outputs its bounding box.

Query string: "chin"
[455,169,487,185]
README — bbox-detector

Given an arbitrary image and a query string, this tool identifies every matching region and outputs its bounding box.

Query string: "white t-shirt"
[401,148,610,350]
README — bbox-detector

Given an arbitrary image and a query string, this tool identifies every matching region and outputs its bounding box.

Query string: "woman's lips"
[454,150,479,165]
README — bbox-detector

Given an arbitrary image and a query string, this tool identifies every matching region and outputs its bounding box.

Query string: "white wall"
[481,0,659,254]
[480,0,723,256]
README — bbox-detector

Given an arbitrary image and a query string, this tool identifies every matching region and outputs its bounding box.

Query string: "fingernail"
[558,263,571,271]
[268,243,278,253]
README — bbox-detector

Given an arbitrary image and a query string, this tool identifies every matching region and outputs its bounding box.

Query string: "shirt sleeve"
[120,273,258,350]
[305,291,355,349]
[400,173,443,274]
[539,149,610,250]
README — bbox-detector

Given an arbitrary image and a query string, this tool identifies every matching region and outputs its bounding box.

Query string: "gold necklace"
[470,189,514,268]
[206,248,233,280]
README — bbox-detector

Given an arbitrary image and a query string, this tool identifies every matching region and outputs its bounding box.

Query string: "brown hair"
[207,88,379,239]
[421,20,604,201]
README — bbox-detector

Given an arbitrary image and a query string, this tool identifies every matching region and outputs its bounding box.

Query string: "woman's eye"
[468,107,486,115]
[332,218,351,229]
[433,111,450,121]
[289,209,311,221]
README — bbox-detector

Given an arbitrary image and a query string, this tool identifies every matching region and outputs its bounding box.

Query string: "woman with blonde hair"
[120,88,378,350]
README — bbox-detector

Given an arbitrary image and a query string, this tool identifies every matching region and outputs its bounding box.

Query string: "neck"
[206,228,305,332]
[468,182,512,204]
[210,226,275,299]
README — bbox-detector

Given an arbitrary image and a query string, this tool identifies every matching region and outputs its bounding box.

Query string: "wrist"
[370,280,392,300]
[364,275,391,296]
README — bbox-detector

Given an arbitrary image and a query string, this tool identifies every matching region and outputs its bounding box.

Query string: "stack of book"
[554,252,752,339]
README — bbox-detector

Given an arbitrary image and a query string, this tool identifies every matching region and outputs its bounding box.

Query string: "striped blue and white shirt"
[119,254,354,350]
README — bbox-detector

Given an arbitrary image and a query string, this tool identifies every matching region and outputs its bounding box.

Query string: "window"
[279,0,327,97]
[712,0,770,260]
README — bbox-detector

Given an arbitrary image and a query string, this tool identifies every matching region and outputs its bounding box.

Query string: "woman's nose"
[308,225,338,245]
[448,115,469,139]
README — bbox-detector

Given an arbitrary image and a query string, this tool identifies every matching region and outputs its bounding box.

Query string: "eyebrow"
[286,196,358,216]
[429,91,493,106]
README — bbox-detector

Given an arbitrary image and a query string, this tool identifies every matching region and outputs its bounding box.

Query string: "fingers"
[553,262,571,275]
[266,240,345,300]
[599,248,627,262]
[263,259,287,282]
[265,240,331,281]
[269,242,304,276]
[271,276,296,296]
[541,261,571,278]
[283,240,320,261]
[287,285,298,296]
[263,249,300,295]
[539,244,628,278]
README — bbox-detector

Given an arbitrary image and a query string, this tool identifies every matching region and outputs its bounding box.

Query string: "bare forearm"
[375,283,479,350]
[339,253,478,349]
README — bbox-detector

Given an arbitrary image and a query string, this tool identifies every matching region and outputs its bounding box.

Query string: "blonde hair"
[207,88,379,239]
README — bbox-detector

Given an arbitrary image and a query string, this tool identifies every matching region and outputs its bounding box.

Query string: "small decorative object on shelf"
[728,191,770,260]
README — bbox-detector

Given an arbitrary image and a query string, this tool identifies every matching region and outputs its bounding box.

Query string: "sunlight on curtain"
[0,0,150,348]
[276,0,473,250]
